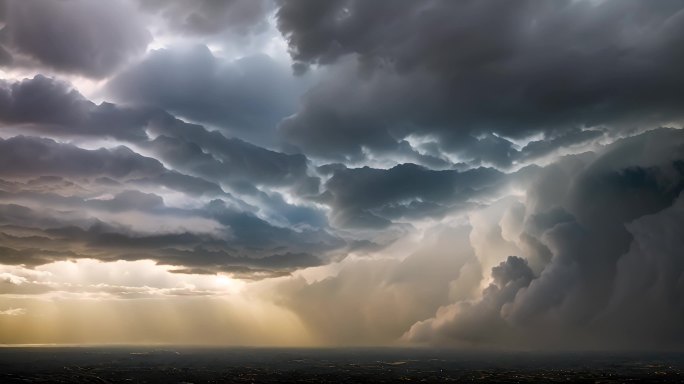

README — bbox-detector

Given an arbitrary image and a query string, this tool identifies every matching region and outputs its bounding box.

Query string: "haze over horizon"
[0,0,683,350]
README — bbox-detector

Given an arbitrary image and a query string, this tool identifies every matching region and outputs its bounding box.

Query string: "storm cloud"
[0,0,150,77]
[0,0,683,348]
[277,0,684,165]
[403,128,684,349]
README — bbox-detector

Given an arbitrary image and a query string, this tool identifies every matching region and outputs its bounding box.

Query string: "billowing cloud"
[107,46,310,145]
[277,0,684,165]
[0,0,151,78]
[402,128,684,349]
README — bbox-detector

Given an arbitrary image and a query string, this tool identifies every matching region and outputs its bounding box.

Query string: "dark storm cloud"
[276,0,684,164]
[0,198,337,276]
[0,74,342,267]
[0,244,78,267]
[0,75,91,125]
[0,129,343,276]
[0,224,325,276]
[0,136,164,179]
[517,128,605,163]
[405,128,684,348]
[205,199,342,251]
[0,75,151,141]
[0,187,155,213]
[0,135,231,199]
[107,46,309,145]
[0,203,74,230]
[140,117,327,226]
[138,0,273,37]
[599,192,684,347]
[142,126,314,188]
[318,163,504,228]
[0,76,317,195]
[0,0,151,78]
[504,129,684,326]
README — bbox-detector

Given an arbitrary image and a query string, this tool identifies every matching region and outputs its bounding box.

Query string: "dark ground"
[0,347,682,383]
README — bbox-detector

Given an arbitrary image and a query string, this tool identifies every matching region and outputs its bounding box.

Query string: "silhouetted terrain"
[0,347,682,383]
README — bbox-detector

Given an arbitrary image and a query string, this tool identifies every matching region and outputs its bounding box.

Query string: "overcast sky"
[0,0,683,348]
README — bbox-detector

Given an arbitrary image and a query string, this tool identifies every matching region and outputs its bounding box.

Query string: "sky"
[0,0,683,349]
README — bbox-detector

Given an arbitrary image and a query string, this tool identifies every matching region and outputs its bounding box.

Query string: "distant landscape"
[2,348,683,383]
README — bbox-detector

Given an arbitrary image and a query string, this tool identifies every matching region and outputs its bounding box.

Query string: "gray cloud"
[0,0,151,78]
[0,74,315,205]
[405,256,534,347]
[277,0,684,165]
[318,163,506,228]
[142,122,315,188]
[0,76,319,195]
[0,133,343,276]
[0,75,152,141]
[0,198,338,276]
[404,128,684,349]
[0,76,345,275]
[0,136,164,179]
[107,46,310,146]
